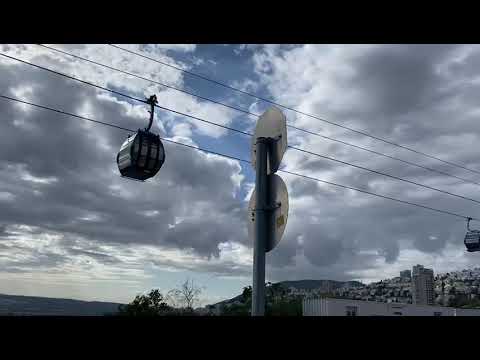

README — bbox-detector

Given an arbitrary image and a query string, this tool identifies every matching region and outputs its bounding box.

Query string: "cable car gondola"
[117,95,165,181]
[464,217,480,252]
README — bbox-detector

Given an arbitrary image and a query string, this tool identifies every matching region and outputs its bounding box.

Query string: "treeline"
[117,281,303,316]
[117,279,204,316]
[214,282,302,316]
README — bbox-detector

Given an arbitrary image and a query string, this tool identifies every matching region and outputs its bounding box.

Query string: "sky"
[1,44,480,306]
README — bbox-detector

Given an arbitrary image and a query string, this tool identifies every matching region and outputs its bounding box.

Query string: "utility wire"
[0,94,133,132]
[0,53,249,137]
[37,44,257,118]
[288,146,480,206]
[32,45,480,187]
[286,124,480,187]
[279,169,476,221]
[0,53,146,105]
[2,94,478,222]
[3,52,480,206]
[108,43,480,176]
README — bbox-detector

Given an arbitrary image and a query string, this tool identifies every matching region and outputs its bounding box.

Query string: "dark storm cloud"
[445,48,480,79]
[0,58,248,272]
[250,43,480,282]
[265,160,477,278]
[67,248,119,264]
[0,225,7,237]
[352,46,456,114]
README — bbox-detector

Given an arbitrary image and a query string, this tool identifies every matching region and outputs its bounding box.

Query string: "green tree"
[266,298,302,316]
[221,303,250,316]
[241,286,252,304]
[118,289,172,316]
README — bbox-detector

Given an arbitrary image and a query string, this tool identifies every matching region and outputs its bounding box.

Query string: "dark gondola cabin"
[464,230,480,252]
[464,217,480,252]
[117,94,165,181]
[117,129,165,181]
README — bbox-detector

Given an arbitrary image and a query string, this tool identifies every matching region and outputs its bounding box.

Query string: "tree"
[241,286,252,303]
[118,289,172,316]
[228,283,301,316]
[168,278,203,312]
[266,298,302,316]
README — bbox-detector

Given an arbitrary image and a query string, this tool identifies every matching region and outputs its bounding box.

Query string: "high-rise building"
[400,270,411,279]
[412,265,434,305]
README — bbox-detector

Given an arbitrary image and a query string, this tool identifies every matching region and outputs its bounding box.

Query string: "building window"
[433,312,442,316]
[346,306,358,316]
[393,311,403,316]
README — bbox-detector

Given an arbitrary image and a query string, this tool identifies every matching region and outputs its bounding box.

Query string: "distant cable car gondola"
[117,95,165,181]
[464,217,480,252]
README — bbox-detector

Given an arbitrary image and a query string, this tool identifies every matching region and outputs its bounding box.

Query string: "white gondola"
[464,218,480,252]
[116,95,165,181]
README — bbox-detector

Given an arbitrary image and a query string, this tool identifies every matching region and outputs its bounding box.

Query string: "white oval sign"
[251,107,287,175]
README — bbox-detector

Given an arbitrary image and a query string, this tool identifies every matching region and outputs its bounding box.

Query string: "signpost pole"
[249,107,288,316]
[252,137,270,316]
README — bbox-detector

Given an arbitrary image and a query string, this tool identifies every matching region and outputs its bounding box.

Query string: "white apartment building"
[303,297,480,316]
[412,264,434,305]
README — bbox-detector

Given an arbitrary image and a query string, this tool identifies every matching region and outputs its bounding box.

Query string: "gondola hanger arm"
[145,94,158,132]
[467,217,473,231]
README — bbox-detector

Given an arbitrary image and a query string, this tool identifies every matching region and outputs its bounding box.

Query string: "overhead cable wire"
[285,124,480,187]
[3,51,480,205]
[0,52,249,137]
[0,53,146,105]
[279,169,476,221]
[289,146,480,205]
[37,44,257,118]
[33,45,480,187]
[1,94,478,222]
[108,43,480,176]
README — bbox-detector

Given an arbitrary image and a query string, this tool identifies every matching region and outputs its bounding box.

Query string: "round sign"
[248,174,289,252]
[251,107,287,175]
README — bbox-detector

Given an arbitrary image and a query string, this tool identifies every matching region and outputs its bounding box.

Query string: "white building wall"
[303,297,480,316]
[455,308,480,316]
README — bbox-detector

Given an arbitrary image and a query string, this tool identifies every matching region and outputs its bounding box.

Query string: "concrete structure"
[303,297,480,316]
[400,270,411,279]
[412,264,434,305]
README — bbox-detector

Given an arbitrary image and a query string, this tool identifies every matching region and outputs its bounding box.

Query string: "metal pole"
[252,137,270,316]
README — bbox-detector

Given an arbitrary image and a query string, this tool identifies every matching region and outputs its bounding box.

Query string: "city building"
[303,297,480,316]
[412,264,434,305]
[400,270,411,280]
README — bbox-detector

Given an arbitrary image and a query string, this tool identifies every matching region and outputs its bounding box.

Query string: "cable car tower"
[116,95,166,181]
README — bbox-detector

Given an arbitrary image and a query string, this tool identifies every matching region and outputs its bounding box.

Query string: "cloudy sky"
[1,44,480,305]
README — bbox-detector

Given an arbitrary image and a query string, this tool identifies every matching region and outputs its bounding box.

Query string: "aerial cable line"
[279,169,477,221]
[3,52,480,206]
[36,44,257,118]
[1,94,479,223]
[285,124,480,187]
[0,53,249,137]
[31,46,480,187]
[290,147,480,206]
[2,53,478,204]
[0,53,147,104]
[108,43,480,177]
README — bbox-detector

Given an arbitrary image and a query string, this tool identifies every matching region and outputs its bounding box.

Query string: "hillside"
[212,279,364,307]
[278,279,364,291]
[0,293,123,316]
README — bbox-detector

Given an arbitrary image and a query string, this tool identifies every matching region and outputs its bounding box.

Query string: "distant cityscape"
[202,265,480,315]
[303,265,480,308]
